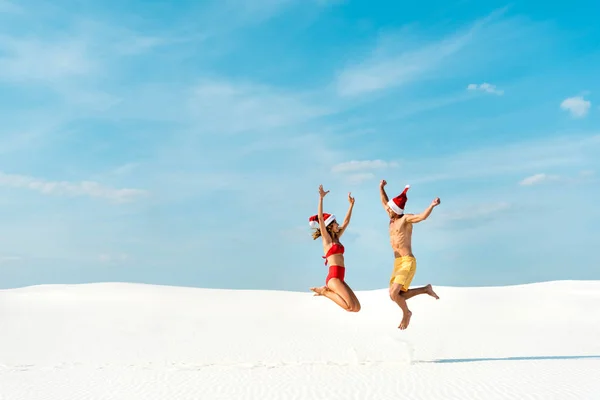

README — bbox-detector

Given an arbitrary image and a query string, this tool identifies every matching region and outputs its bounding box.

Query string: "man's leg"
[389,283,412,330]
[402,284,439,300]
[389,256,420,329]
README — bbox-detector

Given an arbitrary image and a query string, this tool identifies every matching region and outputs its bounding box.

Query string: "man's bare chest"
[389,221,411,236]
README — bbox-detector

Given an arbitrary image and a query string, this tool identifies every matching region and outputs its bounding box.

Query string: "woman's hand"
[318,185,329,198]
[348,192,355,205]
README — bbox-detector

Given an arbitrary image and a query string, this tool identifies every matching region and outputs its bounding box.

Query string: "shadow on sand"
[415,355,600,364]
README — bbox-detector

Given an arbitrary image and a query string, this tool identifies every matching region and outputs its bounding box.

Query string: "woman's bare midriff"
[325,254,345,267]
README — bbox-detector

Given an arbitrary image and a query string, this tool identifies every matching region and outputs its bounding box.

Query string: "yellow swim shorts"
[390,256,417,291]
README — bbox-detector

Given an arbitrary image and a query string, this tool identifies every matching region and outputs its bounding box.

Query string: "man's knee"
[389,288,405,301]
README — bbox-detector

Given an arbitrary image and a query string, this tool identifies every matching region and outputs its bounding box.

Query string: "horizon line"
[2,278,598,293]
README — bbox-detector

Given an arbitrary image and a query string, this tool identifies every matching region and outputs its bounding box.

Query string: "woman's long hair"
[311,223,338,241]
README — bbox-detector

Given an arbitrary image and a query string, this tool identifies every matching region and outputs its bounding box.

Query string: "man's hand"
[380,179,387,188]
[431,197,441,207]
[348,192,355,205]
[319,185,330,198]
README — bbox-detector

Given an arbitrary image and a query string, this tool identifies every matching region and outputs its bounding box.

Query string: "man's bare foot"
[310,286,329,296]
[426,284,439,300]
[398,310,412,330]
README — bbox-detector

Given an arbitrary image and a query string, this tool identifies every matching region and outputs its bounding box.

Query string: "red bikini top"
[323,243,345,265]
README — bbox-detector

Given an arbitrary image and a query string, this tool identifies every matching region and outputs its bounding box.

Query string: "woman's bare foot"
[426,284,439,299]
[310,286,329,296]
[399,310,412,330]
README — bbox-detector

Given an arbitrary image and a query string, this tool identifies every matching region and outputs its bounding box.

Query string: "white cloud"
[334,10,505,97]
[519,170,597,187]
[336,34,469,97]
[328,136,600,190]
[0,37,96,83]
[0,17,184,113]
[0,171,147,203]
[440,202,511,223]
[560,96,591,118]
[519,173,560,186]
[405,134,600,185]
[331,159,398,173]
[467,82,504,95]
[187,79,333,134]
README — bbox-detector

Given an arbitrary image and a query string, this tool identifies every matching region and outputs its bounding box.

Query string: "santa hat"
[387,185,410,215]
[308,213,336,229]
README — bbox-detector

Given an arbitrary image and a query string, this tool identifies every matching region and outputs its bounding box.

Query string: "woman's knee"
[346,298,361,312]
[340,294,360,312]
[346,291,361,312]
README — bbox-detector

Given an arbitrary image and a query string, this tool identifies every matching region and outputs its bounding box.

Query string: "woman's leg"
[342,281,361,312]
[325,278,360,312]
[311,284,352,310]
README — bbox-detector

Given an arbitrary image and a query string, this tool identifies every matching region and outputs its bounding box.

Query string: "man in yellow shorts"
[379,179,441,330]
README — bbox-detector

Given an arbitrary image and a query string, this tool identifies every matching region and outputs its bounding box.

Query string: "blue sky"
[1,0,599,291]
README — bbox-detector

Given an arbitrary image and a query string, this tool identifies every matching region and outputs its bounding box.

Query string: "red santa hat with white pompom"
[308,213,336,229]
[387,185,410,215]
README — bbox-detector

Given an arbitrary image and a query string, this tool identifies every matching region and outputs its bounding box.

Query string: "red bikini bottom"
[326,265,346,284]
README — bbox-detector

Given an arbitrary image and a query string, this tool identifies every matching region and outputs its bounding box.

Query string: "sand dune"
[1,280,599,399]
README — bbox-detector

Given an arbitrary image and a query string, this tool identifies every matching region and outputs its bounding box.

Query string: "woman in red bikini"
[308,184,361,312]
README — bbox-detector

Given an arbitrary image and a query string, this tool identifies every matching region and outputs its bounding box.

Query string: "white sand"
[1,280,599,399]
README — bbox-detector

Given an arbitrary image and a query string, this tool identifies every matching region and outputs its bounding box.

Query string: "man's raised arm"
[379,180,390,211]
[405,198,441,223]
